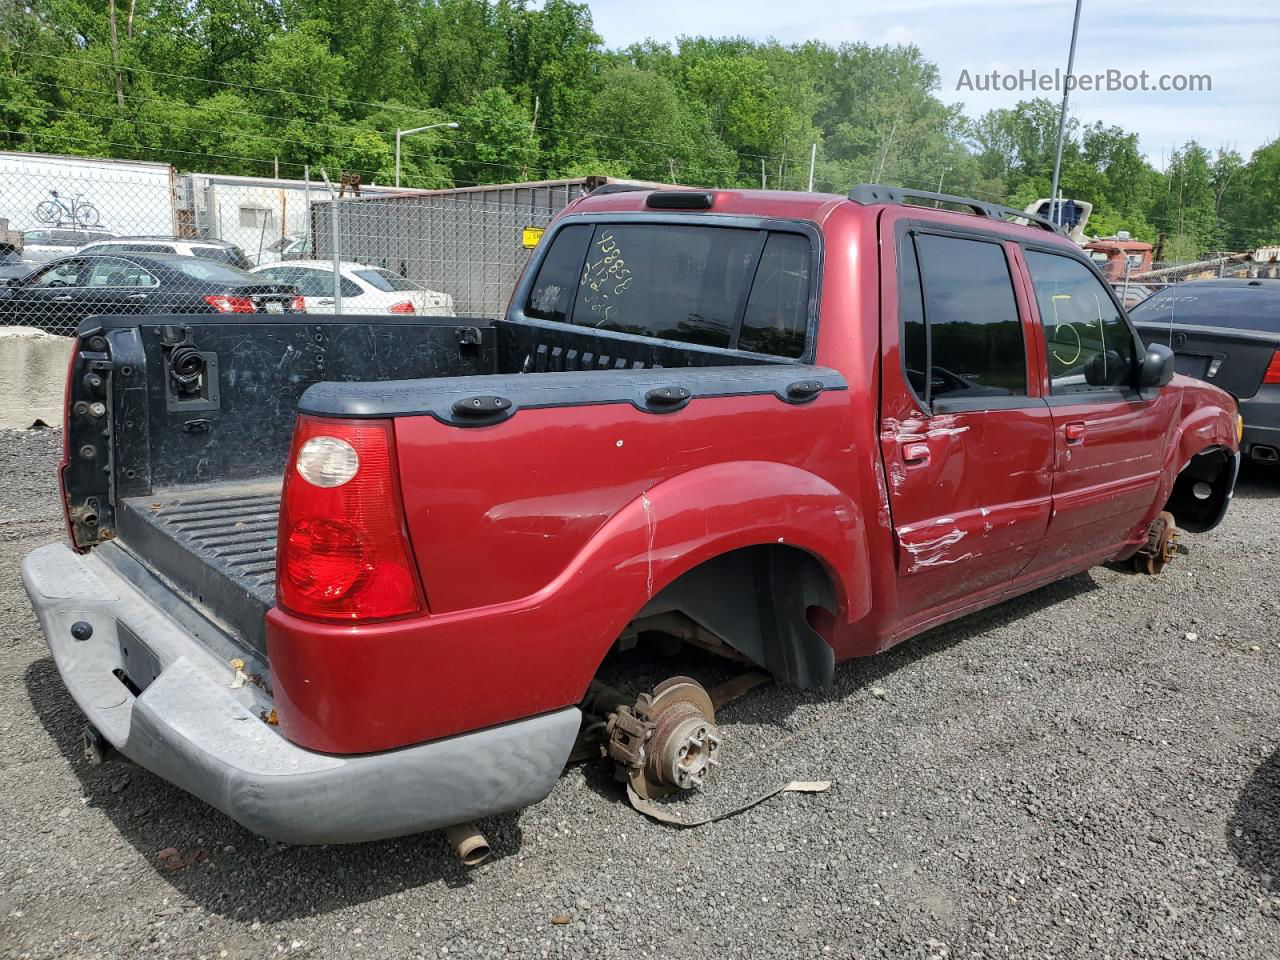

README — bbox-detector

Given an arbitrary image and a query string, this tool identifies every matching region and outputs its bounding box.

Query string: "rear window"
[1130,283,1280,334]
[193,245,251,269]
[166,260,253,283]
[355,268,419,292]
[525,222,811,356]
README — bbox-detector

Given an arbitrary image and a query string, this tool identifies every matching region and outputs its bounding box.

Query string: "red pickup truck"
[23,184,1241,845]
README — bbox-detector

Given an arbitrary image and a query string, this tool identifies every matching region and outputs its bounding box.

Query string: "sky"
[585,0,1280,168]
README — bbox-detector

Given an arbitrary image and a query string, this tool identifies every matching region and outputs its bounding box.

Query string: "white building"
[187,173,410,264]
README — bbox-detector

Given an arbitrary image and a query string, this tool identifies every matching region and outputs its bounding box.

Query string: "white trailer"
[0,151,177,240]
[187,173,409,265]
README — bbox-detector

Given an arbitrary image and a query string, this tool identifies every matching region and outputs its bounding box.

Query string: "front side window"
[1024,250,1136,393]
[904,233,1027,404]
[29,260,84,287]
[525,222,811,356]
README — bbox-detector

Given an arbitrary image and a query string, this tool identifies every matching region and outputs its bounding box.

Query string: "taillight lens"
[277,416,425,621]
[290,295,306,312]
[388,300,415,314]
[205,294,256,313]
[1264,350,1280,385]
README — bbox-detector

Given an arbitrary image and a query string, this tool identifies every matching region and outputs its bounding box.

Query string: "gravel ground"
[2,426,1280,959]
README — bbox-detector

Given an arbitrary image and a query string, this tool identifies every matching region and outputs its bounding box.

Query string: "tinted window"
[572,224,761,348]
[738,232,810,358]
[122,243,176,254]
[899,233,928,397]
[166,260,253,283]
[1025,251,1136,392]
[1130,282,1280,334]
[915,234,1026,400]
[526,224,592,323]
[193,246,251,269]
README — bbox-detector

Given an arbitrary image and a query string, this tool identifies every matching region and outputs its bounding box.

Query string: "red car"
[23,184,1240,845]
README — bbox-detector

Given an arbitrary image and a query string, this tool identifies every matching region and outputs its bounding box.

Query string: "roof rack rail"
[847,183,1062,233]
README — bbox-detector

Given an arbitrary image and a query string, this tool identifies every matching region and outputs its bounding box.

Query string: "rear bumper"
[21,542,579,844]
[1240,384,1280,460]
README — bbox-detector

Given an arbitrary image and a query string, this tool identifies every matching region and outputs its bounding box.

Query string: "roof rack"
[847,183,1062,234]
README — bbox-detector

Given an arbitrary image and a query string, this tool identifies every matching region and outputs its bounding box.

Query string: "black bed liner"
[117,480,281,653]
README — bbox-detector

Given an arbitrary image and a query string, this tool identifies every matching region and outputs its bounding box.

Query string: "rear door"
[879,215,1055,627]
[1015,246,1174,576]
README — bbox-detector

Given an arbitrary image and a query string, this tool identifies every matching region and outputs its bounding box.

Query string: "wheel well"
[626,544,838,689]
[1165,446,1236,533]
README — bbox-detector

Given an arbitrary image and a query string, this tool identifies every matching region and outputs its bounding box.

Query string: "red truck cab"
[23,184,1240,844]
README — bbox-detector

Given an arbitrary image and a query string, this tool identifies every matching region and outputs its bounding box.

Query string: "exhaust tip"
[1250,445,1279,463]
[445,823,491,866]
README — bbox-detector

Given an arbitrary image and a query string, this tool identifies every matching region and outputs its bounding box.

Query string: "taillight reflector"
[277,416,425,621]
[388,300,415,314]
[1264,349,1280,385]
[205,294,256,314]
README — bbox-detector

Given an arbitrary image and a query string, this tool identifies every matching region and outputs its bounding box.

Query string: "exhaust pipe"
[446,823,491,866]
[1251,445,1279,463]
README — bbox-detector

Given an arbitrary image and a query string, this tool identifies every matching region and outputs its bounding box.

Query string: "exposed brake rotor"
[603,675,723,800]
[1134,510,1183,575]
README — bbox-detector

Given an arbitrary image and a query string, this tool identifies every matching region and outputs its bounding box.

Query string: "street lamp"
[1048,0,1084,227]
[395,121,459,188]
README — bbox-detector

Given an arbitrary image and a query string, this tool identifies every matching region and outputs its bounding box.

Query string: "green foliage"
[0,0,1274,257]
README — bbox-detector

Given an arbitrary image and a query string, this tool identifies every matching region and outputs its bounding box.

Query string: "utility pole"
[761,158,766,189]
[807,142,817,192]
[1048,0,1084,226]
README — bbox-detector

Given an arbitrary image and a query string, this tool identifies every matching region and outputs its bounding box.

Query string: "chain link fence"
[0,152,613,337]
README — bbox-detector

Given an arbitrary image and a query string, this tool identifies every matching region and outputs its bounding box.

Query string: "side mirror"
[1139,342,1175,388]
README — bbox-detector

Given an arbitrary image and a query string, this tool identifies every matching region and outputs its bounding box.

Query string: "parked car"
[262,233,311,262]
[1130,278,1280,464]
[76,236,253,270]
[0,253,304,332]
[22,184,1239,847]
[249,260,455,315]
[21,227,114,263]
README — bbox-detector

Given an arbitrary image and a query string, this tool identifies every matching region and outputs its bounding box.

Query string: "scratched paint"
[872,460,892,530]
[640,492,656,597]
[899,527,974,573]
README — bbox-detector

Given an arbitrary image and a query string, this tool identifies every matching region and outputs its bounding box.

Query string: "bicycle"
[34,189,100,228]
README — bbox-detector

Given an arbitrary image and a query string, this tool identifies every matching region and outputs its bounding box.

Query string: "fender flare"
[545,460,873,683]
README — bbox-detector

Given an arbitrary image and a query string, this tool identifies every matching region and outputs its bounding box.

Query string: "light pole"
[1048,0,1084,227]
[395,121,458,188]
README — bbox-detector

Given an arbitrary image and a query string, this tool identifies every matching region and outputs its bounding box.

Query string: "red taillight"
[277,416,425,621]
[1264,350,1280,385]
[205,294,256,314]
[291,295,306,312]
[388,300,415,314]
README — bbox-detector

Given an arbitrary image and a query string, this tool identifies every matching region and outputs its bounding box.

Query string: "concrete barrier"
[0,328,72,430]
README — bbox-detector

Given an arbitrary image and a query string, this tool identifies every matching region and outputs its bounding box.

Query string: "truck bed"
[117,480,282,652]
[65,313,783,653]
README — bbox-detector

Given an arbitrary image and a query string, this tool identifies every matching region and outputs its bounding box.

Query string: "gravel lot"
[2,426,1280,959]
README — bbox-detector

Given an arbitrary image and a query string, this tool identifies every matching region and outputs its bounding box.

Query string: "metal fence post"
[317,168,343,315]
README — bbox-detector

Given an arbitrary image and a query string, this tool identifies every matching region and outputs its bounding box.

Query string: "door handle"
[52,295,73,302]
[902,441,931,465]
[317,298,334,305]
[126,293,148,301]
[1065,421,1086,444]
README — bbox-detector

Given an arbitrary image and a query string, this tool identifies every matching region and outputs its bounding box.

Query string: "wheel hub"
[604,676,723,799]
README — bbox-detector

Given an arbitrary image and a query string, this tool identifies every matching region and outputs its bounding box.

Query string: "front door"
[879,217,1056,629]
[1014,247,1174,576]
[7,258,89,332]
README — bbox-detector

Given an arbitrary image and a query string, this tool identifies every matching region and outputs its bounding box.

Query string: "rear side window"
[1025,251,1136,392]
[905,233,1026,403]
[737,233,810,358]
[193,246,251,269]
[355,268,419,292]
[525,222,811,356]
[122,243,176,254]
